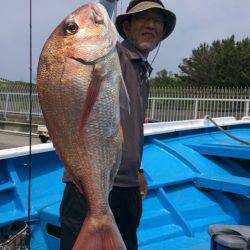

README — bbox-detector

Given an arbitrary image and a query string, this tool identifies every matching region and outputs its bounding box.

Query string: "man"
[60,0,176,249]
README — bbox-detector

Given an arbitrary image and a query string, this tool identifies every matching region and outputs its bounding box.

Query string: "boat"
[0,116,249,249]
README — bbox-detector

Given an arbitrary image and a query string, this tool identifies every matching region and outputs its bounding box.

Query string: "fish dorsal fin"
[119,75,130,114]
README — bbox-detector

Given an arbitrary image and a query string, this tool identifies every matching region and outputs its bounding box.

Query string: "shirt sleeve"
[98,0,115,18]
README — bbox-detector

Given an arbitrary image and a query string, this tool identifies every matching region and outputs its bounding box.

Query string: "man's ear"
[123,20,131,38]
[162,24,167,40]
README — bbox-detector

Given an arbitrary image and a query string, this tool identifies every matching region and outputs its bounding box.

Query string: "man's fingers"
[140,186,147,199]
[141,191,146,199]
[139,172,148,199]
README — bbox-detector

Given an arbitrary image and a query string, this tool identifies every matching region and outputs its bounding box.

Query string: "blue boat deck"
[0,119,250,249]
[139,124,250,249]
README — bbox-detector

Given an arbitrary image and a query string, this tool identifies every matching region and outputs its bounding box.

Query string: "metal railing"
[146,87,250,122]
[0,84,249,122]
[147,97,250,121]
[0,92,42,119]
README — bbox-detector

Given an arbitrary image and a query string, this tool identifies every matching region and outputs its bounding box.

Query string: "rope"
[206,116,250,146]
[150,41,161,66]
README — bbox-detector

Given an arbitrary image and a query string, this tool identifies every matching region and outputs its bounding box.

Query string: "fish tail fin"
[73,210,126,250]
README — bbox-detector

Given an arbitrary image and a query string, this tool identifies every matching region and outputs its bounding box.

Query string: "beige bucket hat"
[115,0,176,40]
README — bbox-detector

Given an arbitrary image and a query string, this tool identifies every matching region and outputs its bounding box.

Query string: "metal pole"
[194,99,199,119]
[3,93,9,119]
[151,98,155,120]
[27,0,32,248]
[245,100,249,117]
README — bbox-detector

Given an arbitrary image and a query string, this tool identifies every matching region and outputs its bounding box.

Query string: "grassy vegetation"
[0,81,32,86]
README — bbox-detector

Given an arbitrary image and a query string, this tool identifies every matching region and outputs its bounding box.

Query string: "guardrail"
[0,86,249,122]
[0,92,42,119]
[146,97,250,122]
[146,87,250,122]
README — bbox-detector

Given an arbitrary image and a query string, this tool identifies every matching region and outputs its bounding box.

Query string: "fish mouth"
[69,46,116,65]
[69,57,92,65]
[69,55,106,65]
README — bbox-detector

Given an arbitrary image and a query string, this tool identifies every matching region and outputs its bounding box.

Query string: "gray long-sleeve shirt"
[113,40,151,187]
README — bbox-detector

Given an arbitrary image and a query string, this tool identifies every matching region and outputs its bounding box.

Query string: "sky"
[1,0,250,82]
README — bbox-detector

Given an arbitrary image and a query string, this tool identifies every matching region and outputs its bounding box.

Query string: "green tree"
[149,69,183,87]
[179,35,250,87]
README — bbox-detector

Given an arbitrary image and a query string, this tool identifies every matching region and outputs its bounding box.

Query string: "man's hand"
[138,172,148,200]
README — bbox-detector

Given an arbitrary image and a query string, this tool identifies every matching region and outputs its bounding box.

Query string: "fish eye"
[64,22,78,35]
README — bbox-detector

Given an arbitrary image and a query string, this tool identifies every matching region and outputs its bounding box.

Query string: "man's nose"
[145,18,156,29]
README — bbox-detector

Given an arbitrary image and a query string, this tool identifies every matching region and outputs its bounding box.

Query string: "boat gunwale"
[0,116,250,161]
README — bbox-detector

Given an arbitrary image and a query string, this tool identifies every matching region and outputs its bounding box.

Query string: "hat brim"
[115,2,176,40]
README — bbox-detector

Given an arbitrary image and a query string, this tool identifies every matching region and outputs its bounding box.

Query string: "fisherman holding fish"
[38,0,175,249]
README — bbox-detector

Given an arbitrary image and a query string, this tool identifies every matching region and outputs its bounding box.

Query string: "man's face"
[123,9,165,56]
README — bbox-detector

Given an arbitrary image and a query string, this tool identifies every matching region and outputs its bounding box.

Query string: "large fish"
[37,3,129,250]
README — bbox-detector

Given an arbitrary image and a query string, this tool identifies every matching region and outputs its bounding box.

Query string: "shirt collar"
[121,39,153,77]
[121,39,142,60]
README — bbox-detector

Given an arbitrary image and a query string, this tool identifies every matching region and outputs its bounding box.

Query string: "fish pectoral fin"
[73,210,126,250]
[79,65,104,137]
[119,76,130,114]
